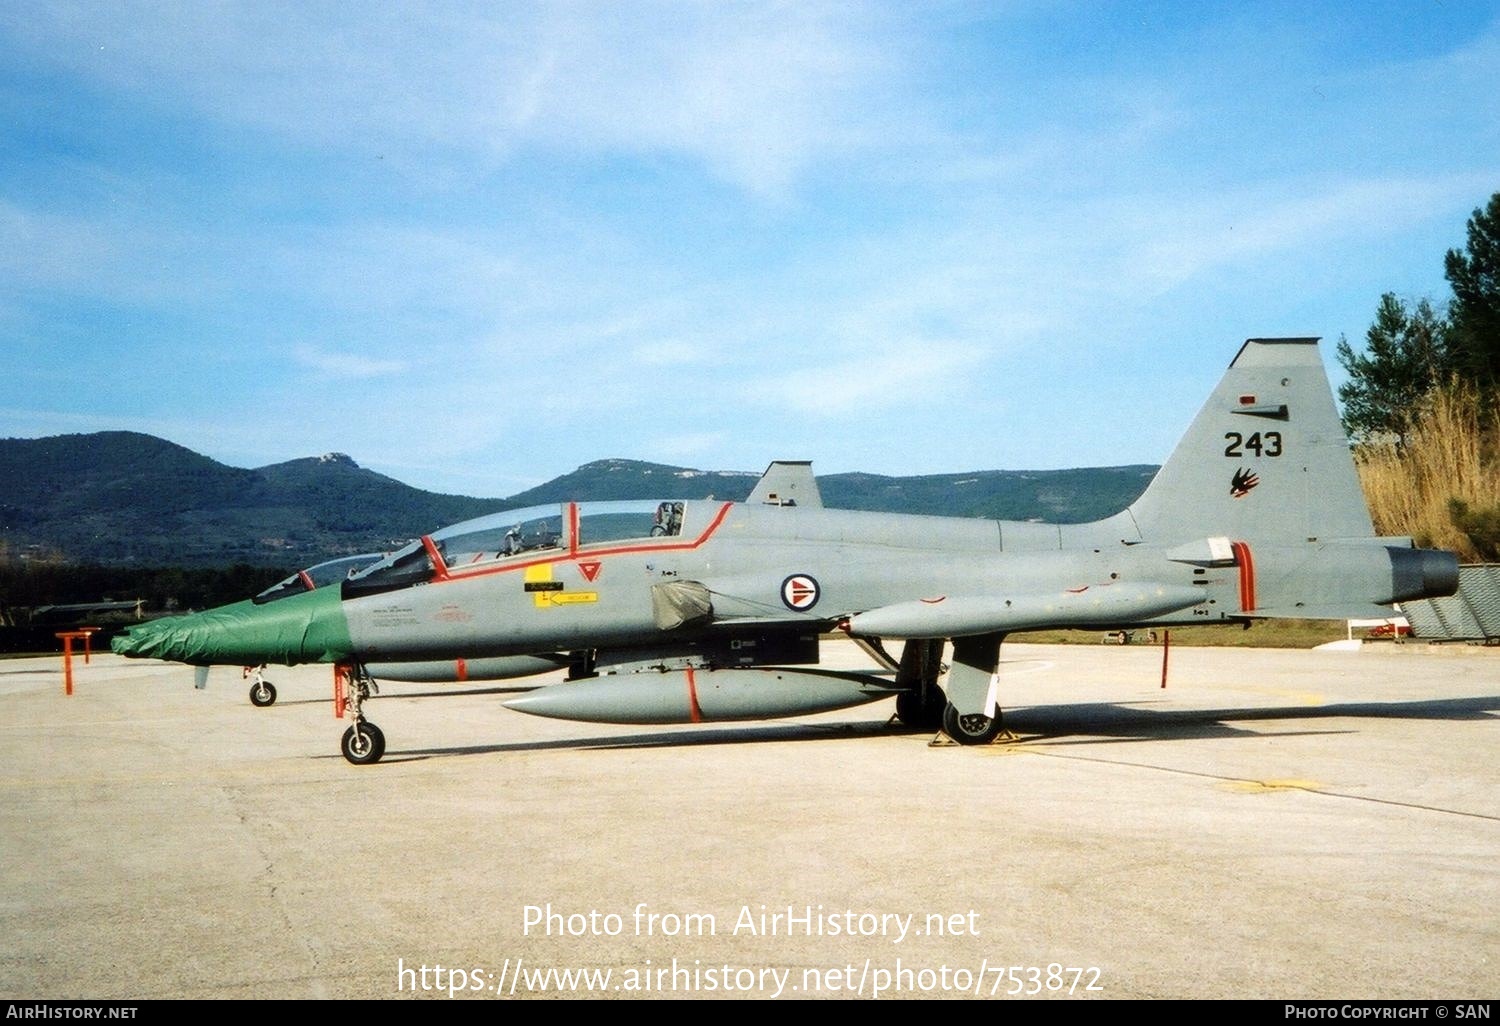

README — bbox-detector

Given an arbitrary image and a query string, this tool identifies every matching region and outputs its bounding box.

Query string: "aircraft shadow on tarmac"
[312,693,1499,763]
[322,720,900,763]
[1006,693,1500,746]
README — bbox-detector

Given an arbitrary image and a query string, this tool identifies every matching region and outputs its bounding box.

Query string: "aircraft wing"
[847,582,1206,638]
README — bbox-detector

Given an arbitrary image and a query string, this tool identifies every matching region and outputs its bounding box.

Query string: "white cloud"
[747,338,979,415]
[632,339,716,366]
[5,2,909,199]
[292,345,406,379]
[1113,173,1500,297]
[0,200,117,289]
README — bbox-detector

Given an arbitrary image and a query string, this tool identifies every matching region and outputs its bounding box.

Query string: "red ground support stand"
[79,625,100,663]
[55,628,100,696]
[1160,629,1171,689]
[334,663,350,718]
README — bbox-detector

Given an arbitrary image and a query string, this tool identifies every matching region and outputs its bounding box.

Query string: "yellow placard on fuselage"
[524,564,598,607]
[549,592,598,605]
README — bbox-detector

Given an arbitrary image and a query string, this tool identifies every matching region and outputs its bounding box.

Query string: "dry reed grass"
[1354,385,1500,560]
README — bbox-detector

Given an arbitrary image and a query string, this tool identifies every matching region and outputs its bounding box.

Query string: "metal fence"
[1402,564,1500,643]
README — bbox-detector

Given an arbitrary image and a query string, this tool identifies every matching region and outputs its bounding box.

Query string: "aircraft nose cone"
[110,586,353,665]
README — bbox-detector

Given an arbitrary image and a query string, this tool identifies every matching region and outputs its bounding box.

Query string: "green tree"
[1336,292,1449,444]
[1444,192,1500,392]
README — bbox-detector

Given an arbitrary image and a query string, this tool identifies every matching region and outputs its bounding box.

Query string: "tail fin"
[746,460,823,508]
[1123,338,1374,545]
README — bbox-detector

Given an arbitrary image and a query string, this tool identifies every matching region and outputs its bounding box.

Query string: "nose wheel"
[245,666,277,707]
[341,721,386,764]
[339,663,386,765]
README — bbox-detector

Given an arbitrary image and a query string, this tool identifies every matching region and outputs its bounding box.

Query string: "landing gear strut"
[339,663,385,765]
[894,638,947,729]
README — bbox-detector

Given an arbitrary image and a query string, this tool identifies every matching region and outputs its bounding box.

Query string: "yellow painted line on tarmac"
[1221,778,1325,794]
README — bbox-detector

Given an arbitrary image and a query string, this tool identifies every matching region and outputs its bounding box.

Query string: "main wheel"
[341,722,386,765]
[896,689,945,729]
[248,680,277,707]
[943,703,1003,746]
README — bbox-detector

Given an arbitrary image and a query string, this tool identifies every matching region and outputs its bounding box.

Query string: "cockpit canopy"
[343,500,688,599]
[254,552,386,605]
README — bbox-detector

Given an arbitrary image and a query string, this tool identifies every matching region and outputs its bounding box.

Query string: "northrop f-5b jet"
[112,339,1459,763]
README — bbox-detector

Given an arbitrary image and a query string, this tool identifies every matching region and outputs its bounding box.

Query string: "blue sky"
[3,2,1497,498]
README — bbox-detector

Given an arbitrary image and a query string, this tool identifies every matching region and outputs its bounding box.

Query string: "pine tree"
[1443,192,1500,394]
[1336,293,1449,445]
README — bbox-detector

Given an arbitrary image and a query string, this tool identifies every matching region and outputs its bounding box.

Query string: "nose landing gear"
[338,663,385,765]
[245,665,277,707]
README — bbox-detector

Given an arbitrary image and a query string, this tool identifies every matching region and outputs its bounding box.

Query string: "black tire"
[248,680,277,707]
[943,703,1003,746]
[895,689,944,729]
[341,722,386,765]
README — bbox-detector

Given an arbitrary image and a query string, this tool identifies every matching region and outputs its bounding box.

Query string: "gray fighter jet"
[112,338,1458,764]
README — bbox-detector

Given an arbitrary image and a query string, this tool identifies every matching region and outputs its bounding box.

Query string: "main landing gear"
[246,665,277,707]
[338,663,385,765]
[892,638,948,730]
[892,632,1009,746]
[938,632,1008,746]
[895,688,946,730]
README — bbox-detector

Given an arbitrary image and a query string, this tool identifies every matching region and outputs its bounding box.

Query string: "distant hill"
[509,459,1159,524]
[0,432,498,566]
[818,466,1155,521]
[0,433,1155,567]
[500,458,761,506]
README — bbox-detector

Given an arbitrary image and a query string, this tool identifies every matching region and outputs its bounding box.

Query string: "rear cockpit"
[342,500,692,599]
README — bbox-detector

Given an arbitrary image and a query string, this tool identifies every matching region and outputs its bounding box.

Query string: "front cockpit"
[254,552,386,605]
[342,500,691,599]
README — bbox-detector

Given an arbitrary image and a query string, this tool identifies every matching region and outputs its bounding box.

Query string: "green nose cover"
[111,586,354,666]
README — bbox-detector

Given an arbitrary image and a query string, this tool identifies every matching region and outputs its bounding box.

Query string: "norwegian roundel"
[780,574,821,611]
